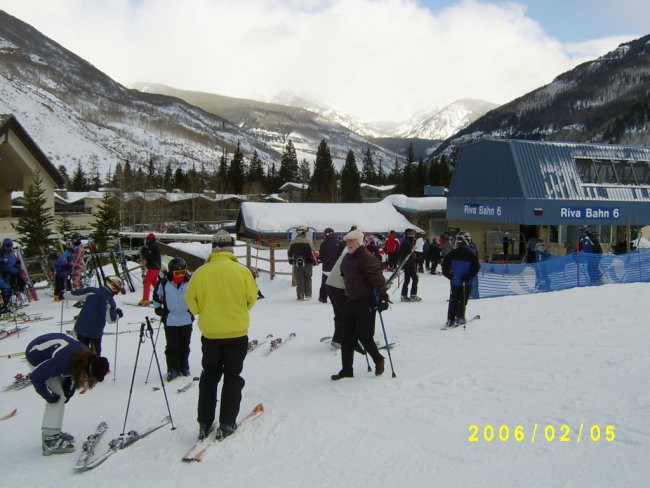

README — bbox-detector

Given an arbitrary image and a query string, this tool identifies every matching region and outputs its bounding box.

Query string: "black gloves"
[47,393,61,404]
[63,378,75,403]
[378,297,391,312]
[288,259,294,265]
[154,307,163,317]
[116,308,123,318]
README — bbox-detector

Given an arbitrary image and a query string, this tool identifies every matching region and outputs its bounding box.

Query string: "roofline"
[0,114,65,187]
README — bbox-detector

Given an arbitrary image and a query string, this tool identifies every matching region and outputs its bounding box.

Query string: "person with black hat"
[68,276,124,356]
[25,332,109,456]
[399,228,421,302]
[139,232,162,306]
[153,257,194,381]
[317,227,344,303]
[185,229,259,442]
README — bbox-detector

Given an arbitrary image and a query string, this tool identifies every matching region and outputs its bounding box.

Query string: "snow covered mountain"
[393,99,498,140]
[443,34,650,152]
[0,10,287,177]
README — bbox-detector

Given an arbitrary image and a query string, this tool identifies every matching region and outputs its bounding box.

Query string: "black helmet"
[71,232,82,245]
[167,257,187,274]
[324,227,334,237]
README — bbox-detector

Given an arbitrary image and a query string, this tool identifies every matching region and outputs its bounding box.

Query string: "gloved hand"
[378,297,391,312]
[63,378,75,403]
[47,393,61,404]
[59,291,65,300]
[288,259,294,265]
[116,308,124,318]
[154,307,163,317]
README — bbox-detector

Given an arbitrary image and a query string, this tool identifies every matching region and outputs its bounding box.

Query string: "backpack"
[295,256,306,268]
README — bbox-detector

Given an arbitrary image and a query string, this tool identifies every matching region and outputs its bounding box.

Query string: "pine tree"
[12,173,54,257]
[265,163,280,193]
[217,151,229,192]
[389,157,402,185]
[57,164,71,188]
[415,158,426,196]
[90,192,120,251]
[340,150,361,202]
[361,147,376,183]
[163,162,173,190]
[308,140,337,202]
[279,140,299,184]
[228,142,246,194]
[298,159,311,184]
[70,161,88,191]
[247,150,265,193]
[55,212,74,240]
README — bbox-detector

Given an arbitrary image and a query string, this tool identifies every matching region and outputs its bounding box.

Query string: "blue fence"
[476,250,650,298]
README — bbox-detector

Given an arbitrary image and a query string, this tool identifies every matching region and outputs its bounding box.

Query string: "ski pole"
[374,291,396,378]
[363,348,371,373]
[122,322,145,436]
[145,317,176,430]
[113,316,120,381]
[59,293,65,334]
[144,317,162,384]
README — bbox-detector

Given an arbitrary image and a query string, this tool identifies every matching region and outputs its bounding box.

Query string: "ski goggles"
[172,269,186,278]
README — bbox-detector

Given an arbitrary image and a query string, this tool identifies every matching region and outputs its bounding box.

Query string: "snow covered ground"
[1,255,649,488]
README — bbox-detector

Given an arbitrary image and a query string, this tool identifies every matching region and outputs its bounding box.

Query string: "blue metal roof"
[447,139,650,225]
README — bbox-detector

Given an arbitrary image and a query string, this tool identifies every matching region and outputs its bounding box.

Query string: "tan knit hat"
[342,230,364,245]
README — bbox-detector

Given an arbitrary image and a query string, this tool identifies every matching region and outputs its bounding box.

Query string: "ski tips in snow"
[0,408,17,420]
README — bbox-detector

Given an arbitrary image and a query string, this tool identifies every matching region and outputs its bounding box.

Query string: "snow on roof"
[279,182,308,191]
[240,196,424,234]
[53,191,103,204]
[384,194,447,213]
[360,183,396,192]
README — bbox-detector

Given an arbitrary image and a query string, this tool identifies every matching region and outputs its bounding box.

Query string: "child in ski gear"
[70,232,85,290]
[25,333,109,456]
[399,228,420,301]
[332,230,388,380]
[442,231,480,327]
[153,257,193,381]
[288,226,316,300]
[185,229,258,441]
[69,276,123,356]
[139,233,161,305]
[428,239,442,274]
[317,227,344,303]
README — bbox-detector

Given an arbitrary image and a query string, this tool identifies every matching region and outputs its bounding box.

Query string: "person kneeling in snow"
[26,333,109,456]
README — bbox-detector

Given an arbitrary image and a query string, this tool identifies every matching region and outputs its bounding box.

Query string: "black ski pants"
[447,284,472,321]
[340,297,383,375]
[197,335,248,427]
[164,324,192,373]
[401,266,419,297]
[319,273,329,302]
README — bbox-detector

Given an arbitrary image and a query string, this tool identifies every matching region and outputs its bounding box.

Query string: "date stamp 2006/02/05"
[468,424,615,443]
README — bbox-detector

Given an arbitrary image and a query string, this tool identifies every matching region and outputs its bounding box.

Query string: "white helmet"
[456,231,472,246]
[105,276,123,294]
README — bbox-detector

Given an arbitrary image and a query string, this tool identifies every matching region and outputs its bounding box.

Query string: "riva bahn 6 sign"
[559,206,621,220]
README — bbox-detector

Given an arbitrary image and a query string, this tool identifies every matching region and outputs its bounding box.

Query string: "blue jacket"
[442,245,480,286]
[55,255,72,279]
[26,333,86,402]
[153,278,193,327]
[1,249,19,277]
[71,286,118,339]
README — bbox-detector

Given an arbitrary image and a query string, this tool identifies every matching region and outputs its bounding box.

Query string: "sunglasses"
[172,269,186,278]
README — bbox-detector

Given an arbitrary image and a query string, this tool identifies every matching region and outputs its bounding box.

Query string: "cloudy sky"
[0,0,645,121]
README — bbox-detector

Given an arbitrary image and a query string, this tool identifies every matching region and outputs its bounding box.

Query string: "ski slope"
[1,259,649,487]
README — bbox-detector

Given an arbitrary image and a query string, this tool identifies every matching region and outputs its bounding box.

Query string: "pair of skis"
[152,376,199,393]
[441,314,481,330]
[319,336,396,351]
[182,403,264,462]
[74,416,171,472]
[3,373,31,391]
[262,333,296,356]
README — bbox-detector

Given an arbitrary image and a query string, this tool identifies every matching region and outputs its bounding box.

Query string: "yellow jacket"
[184,251,258,339]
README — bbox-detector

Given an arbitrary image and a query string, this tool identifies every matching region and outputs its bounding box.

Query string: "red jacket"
[384,235,400,254]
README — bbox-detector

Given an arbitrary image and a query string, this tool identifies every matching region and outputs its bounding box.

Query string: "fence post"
[246,243,251,268]
[270,246,275,280]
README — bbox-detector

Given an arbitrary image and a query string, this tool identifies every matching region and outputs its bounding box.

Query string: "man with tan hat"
[332,229,390,380]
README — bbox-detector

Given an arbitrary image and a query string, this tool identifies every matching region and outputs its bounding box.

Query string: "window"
[575,158,650,185]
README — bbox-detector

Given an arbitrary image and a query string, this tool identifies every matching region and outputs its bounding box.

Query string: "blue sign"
[559,206,621,220]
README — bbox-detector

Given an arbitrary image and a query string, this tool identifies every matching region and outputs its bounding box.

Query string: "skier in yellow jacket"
[185,229,258,441]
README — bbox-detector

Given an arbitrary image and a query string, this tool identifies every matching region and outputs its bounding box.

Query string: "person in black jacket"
[139,233,162,306]
[428,239,442,274]
[332,230,389,380]
[442,231,480,328]
[317,228,344,303]
[288,226,316,300]
[399,228,420,301]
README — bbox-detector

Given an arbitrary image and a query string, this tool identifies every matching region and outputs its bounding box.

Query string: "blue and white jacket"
[153,278,193,327]
[442,245,480,286]
[26,333,86,402]
[71,286,118,339]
